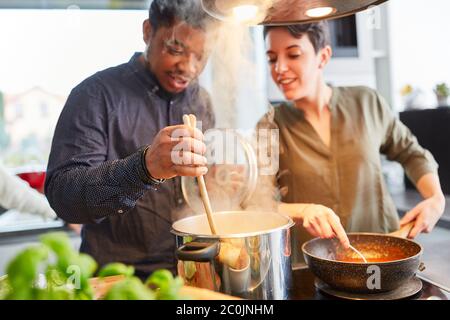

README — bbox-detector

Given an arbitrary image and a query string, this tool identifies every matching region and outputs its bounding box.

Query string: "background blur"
[0,1,450,286]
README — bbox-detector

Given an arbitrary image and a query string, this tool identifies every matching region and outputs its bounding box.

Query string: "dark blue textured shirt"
[45,52,215,277]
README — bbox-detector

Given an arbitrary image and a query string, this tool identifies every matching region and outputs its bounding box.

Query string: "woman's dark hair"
[263,21,331,54]
[149,0,215,32]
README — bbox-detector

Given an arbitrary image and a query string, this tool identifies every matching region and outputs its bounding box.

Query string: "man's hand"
[400,195,445,238]
[145,125,208,180]
[279,203,350,249]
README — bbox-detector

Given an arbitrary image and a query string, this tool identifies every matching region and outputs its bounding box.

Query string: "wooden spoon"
[182,114,218,235]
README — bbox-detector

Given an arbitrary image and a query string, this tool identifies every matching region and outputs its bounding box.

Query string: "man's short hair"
[263,21,331,54]
[149,0,215,31]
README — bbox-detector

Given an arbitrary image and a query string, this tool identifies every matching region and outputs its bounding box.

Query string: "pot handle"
[176,241,220,262]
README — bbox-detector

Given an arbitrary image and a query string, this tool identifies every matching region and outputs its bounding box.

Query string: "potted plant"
[434,82,450,107]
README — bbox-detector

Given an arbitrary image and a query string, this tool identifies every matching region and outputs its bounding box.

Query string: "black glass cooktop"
[289,267,450,300]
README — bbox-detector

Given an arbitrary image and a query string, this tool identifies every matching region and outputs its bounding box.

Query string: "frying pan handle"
[176,241,220,262]
[389,222,415,239]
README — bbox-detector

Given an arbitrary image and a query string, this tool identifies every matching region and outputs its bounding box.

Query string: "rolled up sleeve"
[377,93,438,185]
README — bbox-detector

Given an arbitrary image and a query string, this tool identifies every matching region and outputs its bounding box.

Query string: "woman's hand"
[279,203,350,249]
[399,195,445,238]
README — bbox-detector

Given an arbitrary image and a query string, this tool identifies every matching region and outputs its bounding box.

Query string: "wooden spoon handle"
[183,114,218,235]
[388,221,415,239]
[197,176,217,234]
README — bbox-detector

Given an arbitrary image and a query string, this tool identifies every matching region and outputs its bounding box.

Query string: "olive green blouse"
[259,86,438,261]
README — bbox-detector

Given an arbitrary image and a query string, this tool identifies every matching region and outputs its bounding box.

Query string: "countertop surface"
[289,267,450,300]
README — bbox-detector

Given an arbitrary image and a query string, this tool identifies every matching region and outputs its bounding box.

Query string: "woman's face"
[265,27,330,101]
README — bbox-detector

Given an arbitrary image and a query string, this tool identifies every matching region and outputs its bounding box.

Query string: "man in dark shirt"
[45,0,218,277]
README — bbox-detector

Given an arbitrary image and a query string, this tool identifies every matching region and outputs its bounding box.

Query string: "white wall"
[387,0,450,110]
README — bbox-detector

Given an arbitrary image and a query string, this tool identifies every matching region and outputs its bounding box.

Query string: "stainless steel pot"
[171,211,294,299]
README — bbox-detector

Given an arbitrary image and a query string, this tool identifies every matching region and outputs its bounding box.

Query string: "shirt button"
[178,198,184,205]
[118,209,124,214]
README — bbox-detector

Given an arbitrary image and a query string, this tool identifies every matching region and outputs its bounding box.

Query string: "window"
[0,4,147,233]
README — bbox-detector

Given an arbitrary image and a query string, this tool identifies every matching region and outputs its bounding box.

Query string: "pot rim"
[301,232,423,265]
[171,210,295,239]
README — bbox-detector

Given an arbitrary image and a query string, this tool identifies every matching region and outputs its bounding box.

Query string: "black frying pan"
[302,223,425,293]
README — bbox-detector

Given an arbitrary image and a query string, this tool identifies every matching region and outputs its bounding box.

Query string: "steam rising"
[208,22,256,128]
[205,19,281,216]
[162,1,282,221]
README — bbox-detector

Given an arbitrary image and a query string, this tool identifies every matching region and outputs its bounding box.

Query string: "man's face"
[143,20,211,94]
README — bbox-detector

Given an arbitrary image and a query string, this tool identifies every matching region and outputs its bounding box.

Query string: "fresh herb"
[0,232,185,300]
[103,277,156,300]
[98,263,135,279]
[145,269,185,300]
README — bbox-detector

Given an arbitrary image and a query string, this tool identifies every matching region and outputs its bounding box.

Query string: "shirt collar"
[328,85,339,110]
[128,52,185,102]
[285,85,339,118]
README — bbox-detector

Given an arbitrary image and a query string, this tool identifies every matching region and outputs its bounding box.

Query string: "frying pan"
[302,222,425,293]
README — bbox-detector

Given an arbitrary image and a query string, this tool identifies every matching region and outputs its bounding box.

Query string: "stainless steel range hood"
[201,0,388,25]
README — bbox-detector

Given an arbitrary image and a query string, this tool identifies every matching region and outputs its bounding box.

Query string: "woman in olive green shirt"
[262,22,445,250]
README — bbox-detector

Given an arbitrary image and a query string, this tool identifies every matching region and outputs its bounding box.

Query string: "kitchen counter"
[289,266,450,300]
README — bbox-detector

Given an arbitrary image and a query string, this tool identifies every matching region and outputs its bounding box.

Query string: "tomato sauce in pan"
[335,245,409,263]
